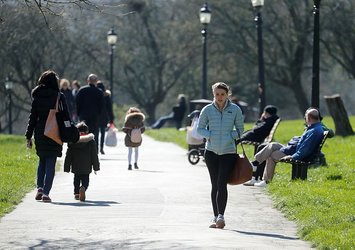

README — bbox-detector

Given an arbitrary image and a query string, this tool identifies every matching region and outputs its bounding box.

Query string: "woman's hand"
[26,139,32,149]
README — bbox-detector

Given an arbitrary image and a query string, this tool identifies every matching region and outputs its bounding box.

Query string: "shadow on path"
[51,200,120,207]
[227,229,300,240]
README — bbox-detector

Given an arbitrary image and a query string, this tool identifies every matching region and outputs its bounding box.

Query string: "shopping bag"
[56,97,79,143]
[105,125,118,147]
[44,94,63,145]
[191,116,203,140]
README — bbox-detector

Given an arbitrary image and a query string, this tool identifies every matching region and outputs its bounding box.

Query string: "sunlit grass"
[0,135,37,217]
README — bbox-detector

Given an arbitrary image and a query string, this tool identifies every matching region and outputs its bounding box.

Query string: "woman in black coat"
[25,70,69,202]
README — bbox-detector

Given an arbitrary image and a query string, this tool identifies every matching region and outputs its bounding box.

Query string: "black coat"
[61,88,75,116]
[25,85,67,157]
[98,90,114,127]
[239,115,279,143]
[64,133,100,174]
[76,84,104,124]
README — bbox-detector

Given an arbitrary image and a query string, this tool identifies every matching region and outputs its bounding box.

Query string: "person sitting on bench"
[235,105,279,144]
[250,108,324,187]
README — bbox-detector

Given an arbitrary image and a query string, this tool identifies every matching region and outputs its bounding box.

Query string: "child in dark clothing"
[64,122,100,201]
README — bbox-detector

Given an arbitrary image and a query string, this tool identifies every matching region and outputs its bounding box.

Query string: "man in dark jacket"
[75,74,104,152]
[235,105,279,144]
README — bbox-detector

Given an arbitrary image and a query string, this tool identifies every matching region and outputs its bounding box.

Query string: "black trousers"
[73,174,89,195]
[204,150,236,217]
[81,118,99,153]
[99,126,106,151]
[253,143,267,180]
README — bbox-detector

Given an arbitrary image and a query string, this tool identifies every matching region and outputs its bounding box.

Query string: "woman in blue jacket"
[197,82,244,229]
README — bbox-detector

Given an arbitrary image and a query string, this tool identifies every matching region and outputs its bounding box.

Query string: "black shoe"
[35,188,43,201]
[100,149,105,155]
[134,163,139,169]
[128,164,132,170]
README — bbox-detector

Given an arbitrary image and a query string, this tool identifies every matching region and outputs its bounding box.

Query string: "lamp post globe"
[199,2,211,100]
[107,27,117,100]
[251,0,266,117]
[5,77,13,134]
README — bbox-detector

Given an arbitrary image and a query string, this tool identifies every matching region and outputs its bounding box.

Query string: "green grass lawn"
[0,135,38,217]
[146,116,355,250]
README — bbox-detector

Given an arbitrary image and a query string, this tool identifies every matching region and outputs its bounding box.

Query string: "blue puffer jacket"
[197,100,244,155]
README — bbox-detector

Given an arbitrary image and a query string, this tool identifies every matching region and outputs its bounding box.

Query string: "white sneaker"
[209,216,217,228]
[243,177,257,186]
[254,180,267,187]
[216,214,225,229]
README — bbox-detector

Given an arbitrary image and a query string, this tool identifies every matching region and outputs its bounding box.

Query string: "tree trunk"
[324,94,354,136]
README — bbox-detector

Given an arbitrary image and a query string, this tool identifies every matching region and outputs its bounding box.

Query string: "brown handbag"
[44,93,63,145]
[228,132,253,185]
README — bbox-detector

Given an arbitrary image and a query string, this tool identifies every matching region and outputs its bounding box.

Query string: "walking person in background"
[75,74,104,152]
[64,122,100,201]
[70,80,81,123]
[197,82,244,229]
[97,81,114,154]
[25,70,69,202]
[60,78,75,120]
[122,107,145,170]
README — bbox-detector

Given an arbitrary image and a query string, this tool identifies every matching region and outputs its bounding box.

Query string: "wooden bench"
[279,130,329,180]
[241,118,281,154]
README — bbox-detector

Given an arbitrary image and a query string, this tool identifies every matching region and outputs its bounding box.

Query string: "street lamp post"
[199,2,211,100]
[107,27,118,100]
[251,0,266,117]
[311,0,321,108]
[5,77,13,134]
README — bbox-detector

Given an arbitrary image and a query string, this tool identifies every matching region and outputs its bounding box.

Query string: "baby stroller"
[186,111,205,165]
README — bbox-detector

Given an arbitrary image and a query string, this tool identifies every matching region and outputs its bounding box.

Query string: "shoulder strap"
[55,93,60,111]
[236,129,247,156]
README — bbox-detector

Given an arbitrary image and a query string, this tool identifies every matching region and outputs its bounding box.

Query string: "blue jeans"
[37,156,57,196]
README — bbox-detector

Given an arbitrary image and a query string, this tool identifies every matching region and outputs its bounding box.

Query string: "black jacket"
[64,133,100,174]
[98,90,114,127]
[25,85,67,157]
[61,88,75,116]
[238,115,279,143]
[76,84,104,123]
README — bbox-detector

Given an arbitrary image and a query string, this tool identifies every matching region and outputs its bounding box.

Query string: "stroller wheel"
[188,149,200,165]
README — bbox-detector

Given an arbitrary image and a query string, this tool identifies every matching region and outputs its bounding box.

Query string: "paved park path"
[0,132,312,249]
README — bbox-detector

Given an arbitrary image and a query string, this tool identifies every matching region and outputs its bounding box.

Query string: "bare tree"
[322,1,355,79]
[116,0,199,123]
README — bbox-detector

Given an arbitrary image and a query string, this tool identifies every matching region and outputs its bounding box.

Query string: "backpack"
[130,128,142,143]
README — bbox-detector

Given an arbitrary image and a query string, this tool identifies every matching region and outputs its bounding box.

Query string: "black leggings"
[204,150,236,217]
